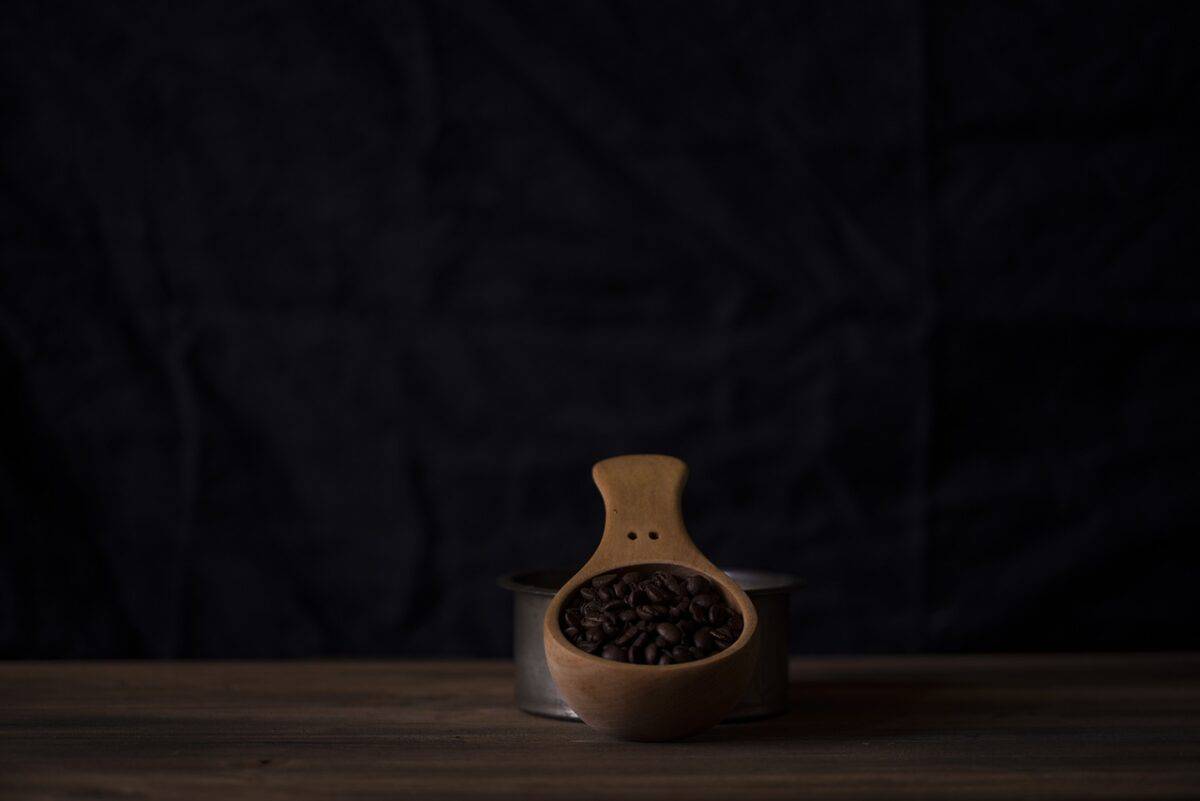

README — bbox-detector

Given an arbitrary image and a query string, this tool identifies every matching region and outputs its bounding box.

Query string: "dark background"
[2,2,1198,658]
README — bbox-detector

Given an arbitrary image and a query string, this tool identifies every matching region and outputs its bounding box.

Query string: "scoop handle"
[580,454,716,575]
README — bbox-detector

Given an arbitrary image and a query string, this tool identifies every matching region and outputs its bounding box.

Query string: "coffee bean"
[601,644,625,661]
[561,566,743,665]
[656,622,683,644]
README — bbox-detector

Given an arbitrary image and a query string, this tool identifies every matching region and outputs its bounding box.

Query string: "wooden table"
[2,655,1198,799]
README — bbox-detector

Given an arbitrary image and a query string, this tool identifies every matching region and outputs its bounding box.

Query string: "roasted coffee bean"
[656,622,683,644]
[561,566,743,664]
[601,644,626,661]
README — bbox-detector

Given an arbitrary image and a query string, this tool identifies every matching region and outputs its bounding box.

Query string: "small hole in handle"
[627,532,637,540]
[648,531,659,540]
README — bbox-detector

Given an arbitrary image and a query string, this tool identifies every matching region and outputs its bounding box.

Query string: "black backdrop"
[2,2,1198,658]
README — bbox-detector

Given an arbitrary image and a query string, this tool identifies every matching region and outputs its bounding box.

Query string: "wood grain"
[1,655,1198,800]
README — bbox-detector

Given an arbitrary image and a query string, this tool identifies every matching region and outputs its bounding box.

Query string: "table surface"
[2,655,1198,800]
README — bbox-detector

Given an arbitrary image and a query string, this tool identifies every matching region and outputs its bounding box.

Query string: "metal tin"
[498,568,804,722]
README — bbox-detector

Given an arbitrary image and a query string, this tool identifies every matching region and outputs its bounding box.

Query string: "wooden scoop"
[543,454,760,741]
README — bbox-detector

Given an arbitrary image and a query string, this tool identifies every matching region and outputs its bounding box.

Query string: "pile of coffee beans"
[560,568,744,664]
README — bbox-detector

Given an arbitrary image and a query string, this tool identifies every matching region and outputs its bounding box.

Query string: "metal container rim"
[498,567,805,597]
